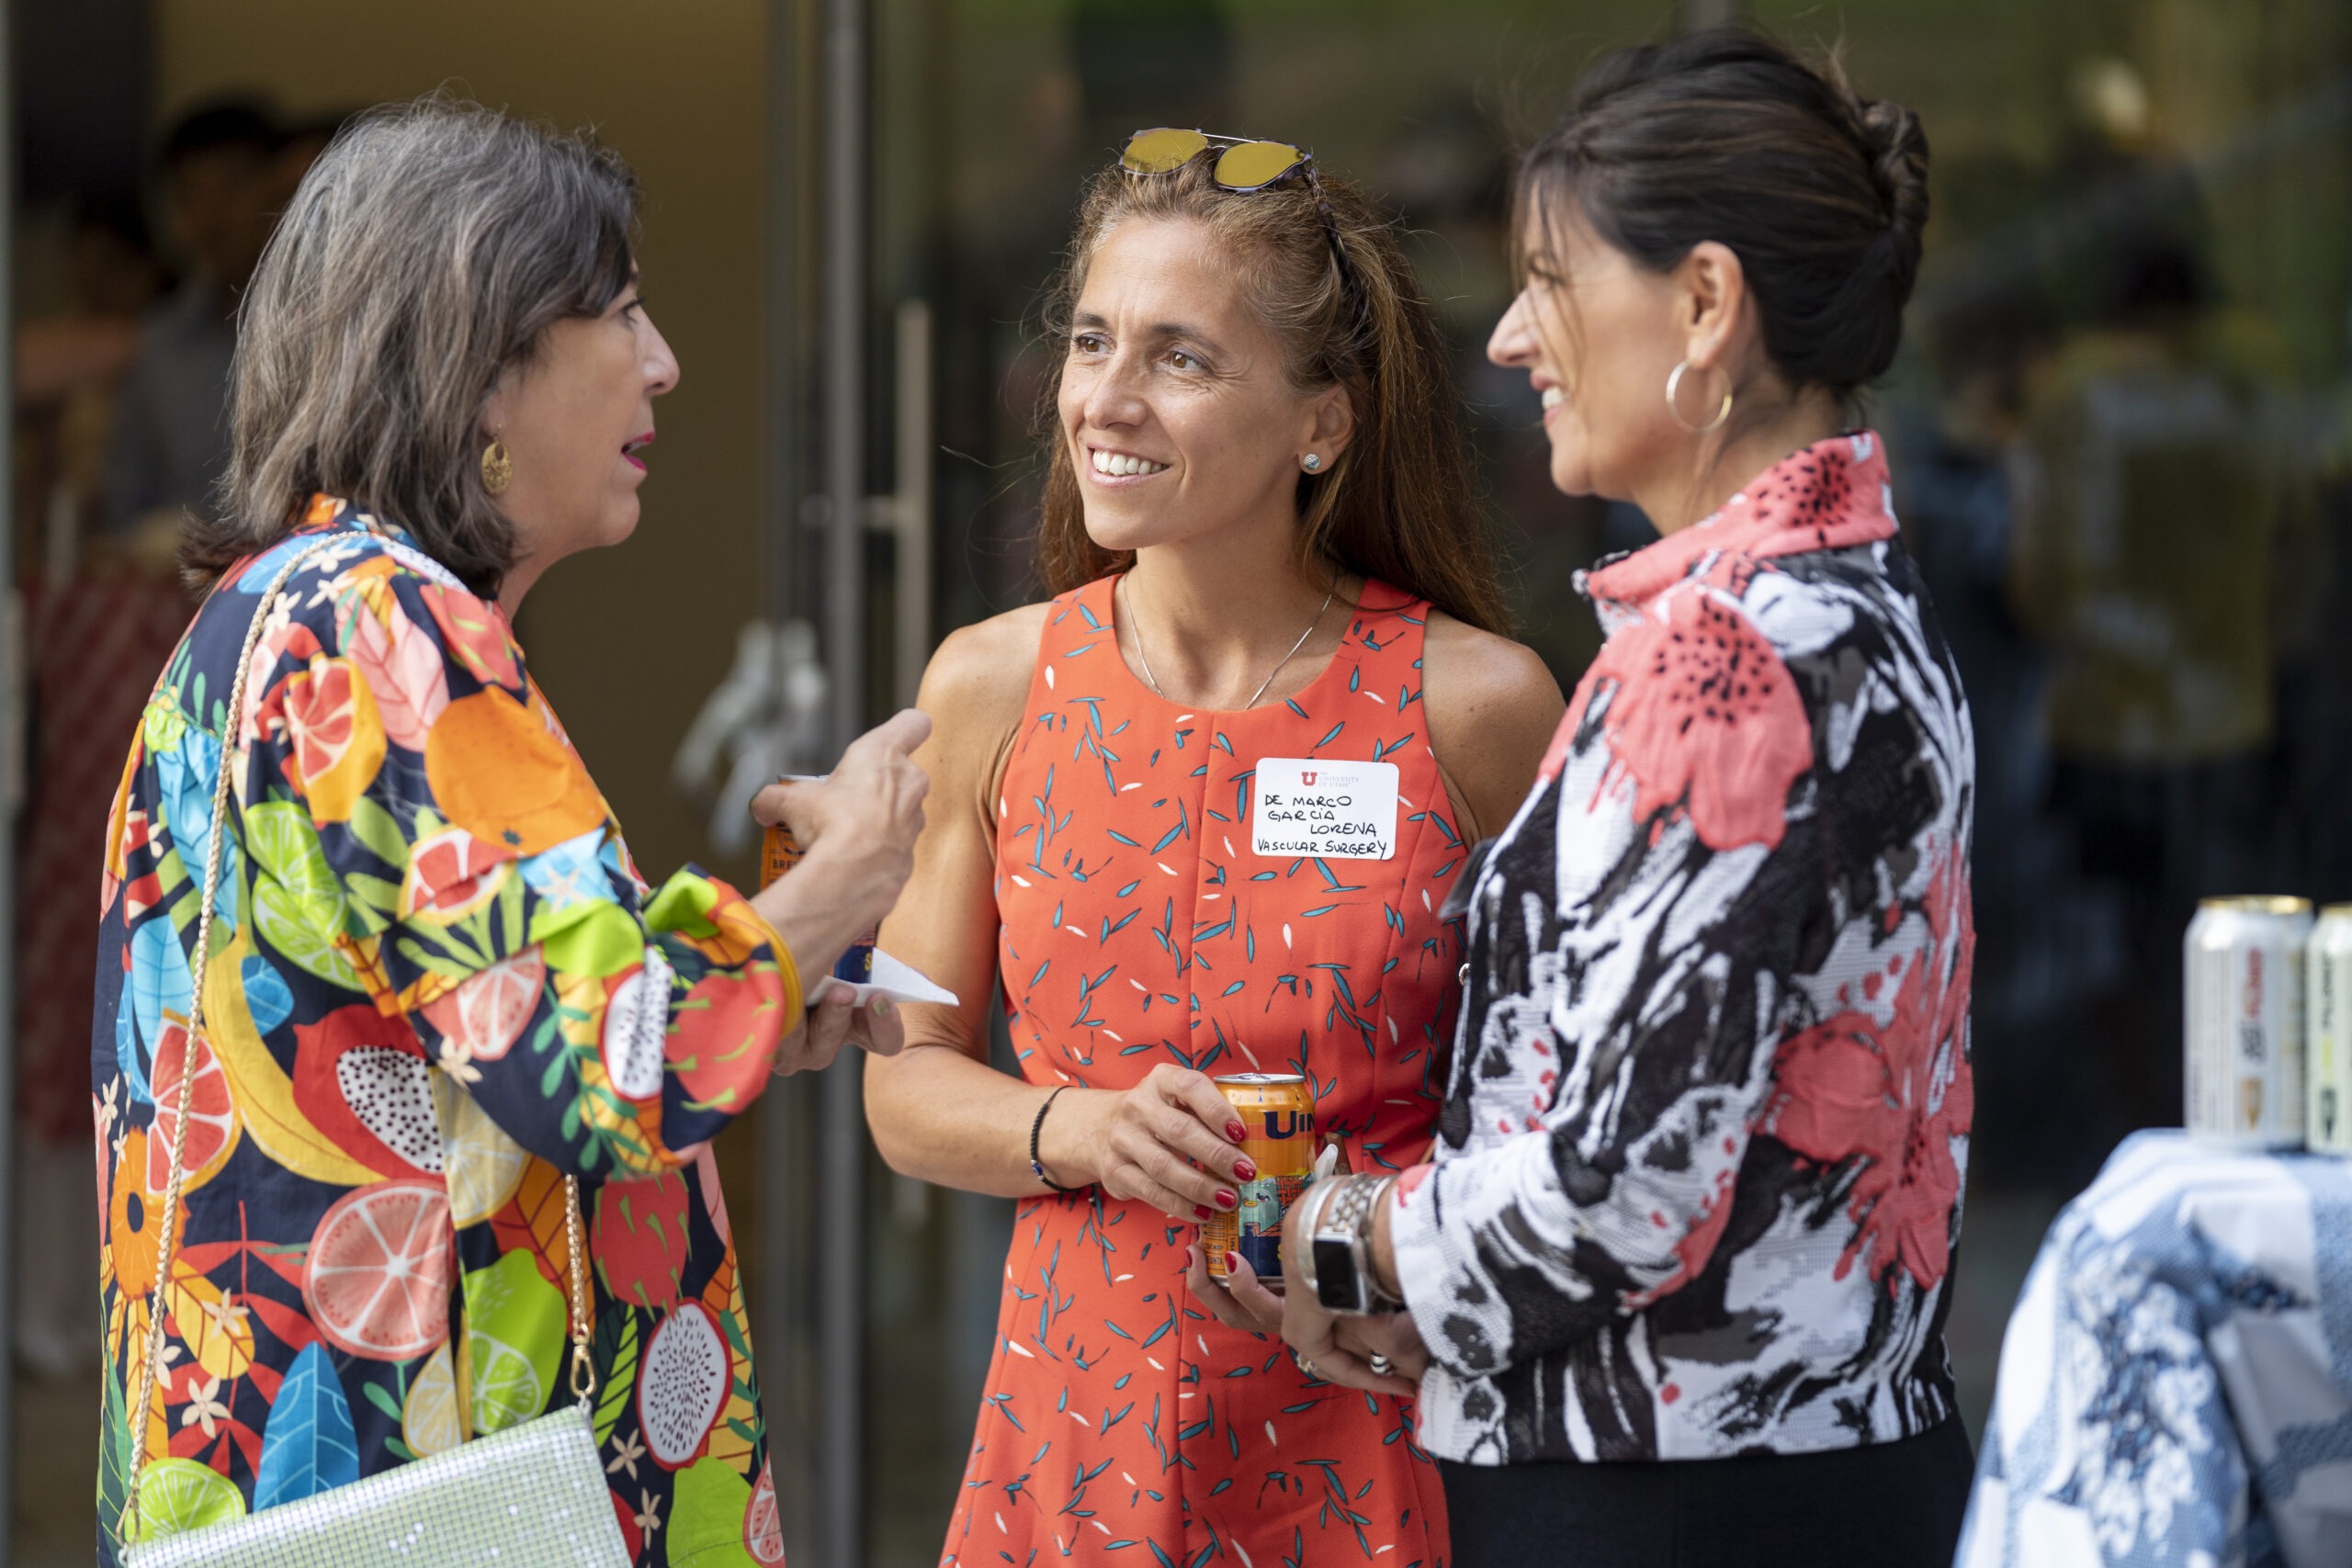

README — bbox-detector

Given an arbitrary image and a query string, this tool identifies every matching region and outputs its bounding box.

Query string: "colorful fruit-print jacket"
[1390,434,1976,1465]
[93,499,792,1566]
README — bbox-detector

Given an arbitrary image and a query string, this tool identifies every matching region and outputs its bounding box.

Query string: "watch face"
[1313,1235,1360,1313]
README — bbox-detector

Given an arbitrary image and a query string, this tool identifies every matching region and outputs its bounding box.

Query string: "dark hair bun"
[1860,97,1931,249]
[1521,27,1932,397]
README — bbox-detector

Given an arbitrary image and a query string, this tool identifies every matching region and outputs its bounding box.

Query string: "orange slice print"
[302,1179,454,1360]
[419,948,544,1064]
[283,657,388,824]
[424,690,606,856]
[744,1457,784,1564]
[400,827,514,922]
[145,1021,240,1198]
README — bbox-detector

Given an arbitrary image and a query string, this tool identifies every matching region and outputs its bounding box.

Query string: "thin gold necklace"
[1120,571,1340,711]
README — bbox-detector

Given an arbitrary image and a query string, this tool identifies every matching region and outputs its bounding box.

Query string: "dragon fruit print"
[637,1301,731,1469]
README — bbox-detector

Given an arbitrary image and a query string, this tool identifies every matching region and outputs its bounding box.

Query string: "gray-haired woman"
[94,96,921,1564]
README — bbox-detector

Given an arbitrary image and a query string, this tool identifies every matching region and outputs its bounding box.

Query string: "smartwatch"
[1310,1177,1399,1316]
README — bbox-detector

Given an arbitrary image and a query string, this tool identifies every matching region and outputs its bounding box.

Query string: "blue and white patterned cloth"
[1959,1130,2352,1568]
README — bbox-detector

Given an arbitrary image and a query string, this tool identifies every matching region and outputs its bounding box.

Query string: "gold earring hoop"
[1666,360,1733,435]
[481,435,513,495]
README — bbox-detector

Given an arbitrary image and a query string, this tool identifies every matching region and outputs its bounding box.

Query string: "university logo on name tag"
[1250,757,1400,861]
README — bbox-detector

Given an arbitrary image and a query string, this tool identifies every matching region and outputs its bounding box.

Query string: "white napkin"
[806,949,959,1010]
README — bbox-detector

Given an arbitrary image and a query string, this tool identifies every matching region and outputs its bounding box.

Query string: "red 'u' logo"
[1302,773,1317,785]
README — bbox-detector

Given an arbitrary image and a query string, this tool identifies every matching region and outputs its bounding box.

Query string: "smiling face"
[1057,217,1350,558]
[1487,205,1692,503]
[483,274,678,605]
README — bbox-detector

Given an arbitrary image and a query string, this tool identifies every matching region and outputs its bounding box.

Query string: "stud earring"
[481,433,513,495]
[1301,453,1323,473]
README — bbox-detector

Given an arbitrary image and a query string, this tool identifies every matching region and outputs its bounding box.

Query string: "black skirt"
[1439,1417,1974,1568]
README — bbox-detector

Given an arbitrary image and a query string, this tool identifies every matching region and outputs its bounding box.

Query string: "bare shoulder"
[918,601,1049,728]
[1419,611,1567,841]
[1421,612,1566,752]
[917,602,1050,821]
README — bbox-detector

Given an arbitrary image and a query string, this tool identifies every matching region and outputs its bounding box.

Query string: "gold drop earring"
[481,429,513,495]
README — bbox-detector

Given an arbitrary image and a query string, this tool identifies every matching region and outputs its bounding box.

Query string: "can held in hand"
[759,778,875,985]
[2309,906,2352,1154]
[1203,1074,1316,1286]
[2186,896,2312,1147]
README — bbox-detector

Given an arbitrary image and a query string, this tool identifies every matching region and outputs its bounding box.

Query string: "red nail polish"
[1226,1251,1241,1273]
[1227,1121,1247,1143]
[1195,1205,1213,1221]
[1216,1190,1238,1211]
[1234,1158,1257,1181]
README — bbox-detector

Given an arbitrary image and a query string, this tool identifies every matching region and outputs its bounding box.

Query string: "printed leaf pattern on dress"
[946,578,1461,1567]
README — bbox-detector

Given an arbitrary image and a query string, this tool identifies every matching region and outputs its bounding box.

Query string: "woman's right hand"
[1043,1065,1253,1221]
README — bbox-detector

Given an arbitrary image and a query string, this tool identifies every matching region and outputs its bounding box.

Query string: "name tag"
[1250,758,1400,861]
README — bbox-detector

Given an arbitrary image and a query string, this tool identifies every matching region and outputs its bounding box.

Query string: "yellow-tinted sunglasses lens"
[1123,128,1209,175]
[1213,141,1304,190]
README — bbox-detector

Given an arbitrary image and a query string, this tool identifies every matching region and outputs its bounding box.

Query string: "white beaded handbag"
[119,528,630,1567]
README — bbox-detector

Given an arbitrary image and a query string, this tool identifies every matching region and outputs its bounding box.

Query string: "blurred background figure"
[7,194,165,1392]
[2007,226,2317,1134]
[103,99,292,565]
[7,95,332,1402]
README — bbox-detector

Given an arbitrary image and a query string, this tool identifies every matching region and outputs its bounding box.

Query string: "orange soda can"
[759,777,876,984]
[1203,1073,1316,1284]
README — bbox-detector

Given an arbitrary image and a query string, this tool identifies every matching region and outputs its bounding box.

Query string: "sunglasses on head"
[1118,128,1368,329]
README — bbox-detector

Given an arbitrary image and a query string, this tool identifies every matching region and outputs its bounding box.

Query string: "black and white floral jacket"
[1390,433,1977,1464]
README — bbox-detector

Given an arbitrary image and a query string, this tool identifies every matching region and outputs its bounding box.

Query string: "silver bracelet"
[1350,1175,1402,1310]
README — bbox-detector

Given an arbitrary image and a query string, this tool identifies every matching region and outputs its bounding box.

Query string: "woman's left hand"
[1277,1195,1426,1396]
[1186,1244,1285,1336]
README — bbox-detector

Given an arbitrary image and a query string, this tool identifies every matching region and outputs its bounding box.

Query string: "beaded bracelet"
[1030,1086,1075,1192]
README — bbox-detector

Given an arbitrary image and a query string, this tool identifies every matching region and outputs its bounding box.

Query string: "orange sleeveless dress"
[941,576,1461,1567]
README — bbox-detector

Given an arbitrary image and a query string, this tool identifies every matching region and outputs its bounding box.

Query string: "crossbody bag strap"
[119,528,596,1545]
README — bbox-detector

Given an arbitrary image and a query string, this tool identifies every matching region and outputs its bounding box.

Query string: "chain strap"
[117,525,600,1544]
[564,1176,595,1407]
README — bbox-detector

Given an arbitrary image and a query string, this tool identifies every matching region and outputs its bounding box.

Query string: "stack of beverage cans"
[2185,896,2352,1152]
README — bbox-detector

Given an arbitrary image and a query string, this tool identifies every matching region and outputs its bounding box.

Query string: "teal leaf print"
[130,918,192,1055]
[116,995,147,1104]
[253,1343,360,1509]
[241,953,294,1034]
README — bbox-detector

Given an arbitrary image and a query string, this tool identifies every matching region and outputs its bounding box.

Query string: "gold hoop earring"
[480,436,513,496]
[1666,360,1733,435]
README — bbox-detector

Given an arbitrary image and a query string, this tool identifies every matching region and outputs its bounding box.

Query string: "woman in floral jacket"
[92,98,927,1565]
[1280,29,1978,1568]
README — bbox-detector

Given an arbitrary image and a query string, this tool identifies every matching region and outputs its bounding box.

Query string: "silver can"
[2309,906,2352,1153]
[2186,896,2312,1147]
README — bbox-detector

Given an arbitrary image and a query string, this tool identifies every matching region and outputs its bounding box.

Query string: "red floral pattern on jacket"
[1390,433,1977,1464]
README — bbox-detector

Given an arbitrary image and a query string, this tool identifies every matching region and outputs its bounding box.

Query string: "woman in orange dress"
[865,136,1562,1564]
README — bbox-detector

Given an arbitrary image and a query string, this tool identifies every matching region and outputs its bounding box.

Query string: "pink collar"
[1582,431,1896,612]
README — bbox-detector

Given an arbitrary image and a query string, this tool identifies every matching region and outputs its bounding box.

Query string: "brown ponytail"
[1035,153,1509,637]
